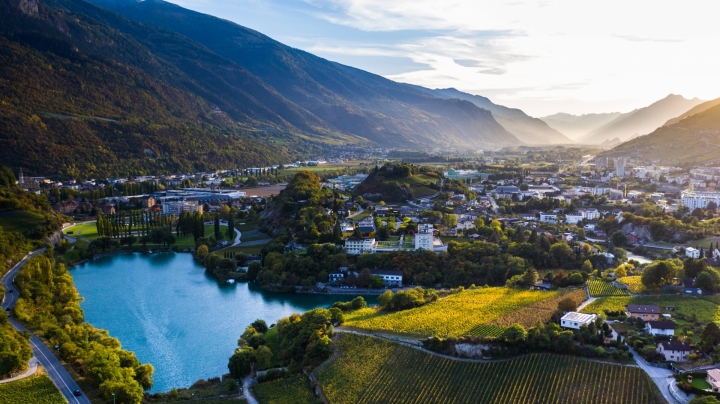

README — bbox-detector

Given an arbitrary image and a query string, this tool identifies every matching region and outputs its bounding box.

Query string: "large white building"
[162,200,202,215]
[681,191,720,210]
[345,238,377,255]
[560,312,597,330]
[370,269,403,287]
[415,224,434,250]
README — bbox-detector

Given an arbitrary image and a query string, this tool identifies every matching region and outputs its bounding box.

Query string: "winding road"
[2,249,91,404]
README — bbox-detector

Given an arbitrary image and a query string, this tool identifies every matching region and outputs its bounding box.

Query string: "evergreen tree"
[214,214,221,240]
[227,212,235,241]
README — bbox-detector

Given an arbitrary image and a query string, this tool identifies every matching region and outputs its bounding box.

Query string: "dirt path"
[242,371,259,404]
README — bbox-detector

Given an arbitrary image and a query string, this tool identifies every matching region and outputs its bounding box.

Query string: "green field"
[344,288,587,338]
[64,221,98,240]
[0,210,47,235]
[316,333,660,404]
[0,375,65,404]
[582,295,720,322]
[253,375,319,404]
[587,278,628,297]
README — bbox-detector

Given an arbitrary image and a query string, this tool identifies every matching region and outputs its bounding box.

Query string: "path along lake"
[71,252,376,392]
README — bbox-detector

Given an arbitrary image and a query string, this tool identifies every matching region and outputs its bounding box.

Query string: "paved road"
[0,357,38,384]
[2,249,91,404]
[630,349,677,403]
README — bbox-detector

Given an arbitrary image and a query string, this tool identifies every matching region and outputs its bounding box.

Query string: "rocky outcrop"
[11,0,40,17]
[620,222,654,242]
[44,230,63,245]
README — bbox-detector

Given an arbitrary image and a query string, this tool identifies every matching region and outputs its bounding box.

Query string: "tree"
[254,345,273,370]
[581,260,593,273]
[442,214,458,228]
[134,364,154,390]
[576,228,586,241]
[558,297,577,313]
[357,268,372,288]
[521,267,539,286]
[689,397,720,404]
[332,221,343,243]
[641,260,681,288]
[351,296,367,310]
[501,324,527,343]
[378,290,393,308]
[701,322,720,345]
[610,230,626,247]
[614,265,627,278]
[549,243,574,268]
[227,212,235,241]
[228,347,255,378]
[214,214,221,240]
[251,319,269,334]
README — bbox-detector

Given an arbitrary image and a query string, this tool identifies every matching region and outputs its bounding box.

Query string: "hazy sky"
[168,0,720,117]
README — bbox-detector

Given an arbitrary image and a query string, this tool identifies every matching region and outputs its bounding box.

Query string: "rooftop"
[659,340,691,352]
[626,304,661,314]
[646,321,676,330]
[561,312,596,323]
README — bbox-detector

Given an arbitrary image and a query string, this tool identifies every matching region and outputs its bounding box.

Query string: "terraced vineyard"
[0,375,65,404]
[587,278,628,297]
[618,276,646,294]
[582,295,720,322]
[343,287,586,338]
[253,375,319,404]
[317,333,661,404]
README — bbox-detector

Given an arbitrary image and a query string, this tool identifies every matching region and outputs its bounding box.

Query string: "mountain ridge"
[540,112,622,140]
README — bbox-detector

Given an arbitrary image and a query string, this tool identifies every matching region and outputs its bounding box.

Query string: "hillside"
[664,96,720,126]
[603,102,720,164]
[92,0,521,149]
[540,112,621,140]
[576,94,704,144]
[351,164,442,202]
[431,88,572,144]
[316,333,660,404]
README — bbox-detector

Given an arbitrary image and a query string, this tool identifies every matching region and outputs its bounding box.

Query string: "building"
[656,340,692,362]
[539,213,557,223]
[565,213,584,224]
[54,200,80,214]
[415,224,434,250]
[370,269,403,287]
[708,369,720,391]
[560,312,597,330]
[686,247,701,259]
[357,218,376,233]
[645,321,676,336]
[683,278,702,295]
[162,200,202,215]
[626,304,661,321]
[681,191,720,210]
[344,238,376,255]
[614,157,628,177]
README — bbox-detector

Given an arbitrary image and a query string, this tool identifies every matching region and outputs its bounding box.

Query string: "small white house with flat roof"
[560,312,597,330]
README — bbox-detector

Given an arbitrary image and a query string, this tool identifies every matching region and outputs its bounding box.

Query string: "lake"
[71,252,375,392]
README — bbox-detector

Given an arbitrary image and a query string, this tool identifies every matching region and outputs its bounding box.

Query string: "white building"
[708,369,720,392]
[415,224,434,250]
[681,191,720,210]
[686,247,700,259]
[345,238,376,255]
[565,213,584,224]
[645,321,676,336]
[456,220,475,230]
[583,208,600,220]
[539,213,557,223]
[560,312,597,330]
[162,200,202,215]
[656,341,691,362]
[370,269,403,287]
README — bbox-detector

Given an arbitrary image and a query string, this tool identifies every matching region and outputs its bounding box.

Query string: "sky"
[167,0,720,117]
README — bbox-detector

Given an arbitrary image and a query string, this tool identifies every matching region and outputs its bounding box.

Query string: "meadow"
[343,287,587,338]
[253,375,320,404]
[0,210,46,236]
[316,333,661,404]
[587,278,628,297]
[0,375,65,404]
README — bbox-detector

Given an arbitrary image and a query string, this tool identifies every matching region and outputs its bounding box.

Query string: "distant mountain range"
[572,95,704,145]
[429,89,572,144]
[663,97,720,126]
[604,98,720,164]
[540,112,621,140]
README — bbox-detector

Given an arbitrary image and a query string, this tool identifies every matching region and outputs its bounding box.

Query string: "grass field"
[343,288,586,338]
[253,375,320,404]
[0,375,65,404]
[617,276,646,294]
[410,185,437,198]
[64,221,98,240]
[316,333,661,404]
[0,210,46,236]
[587,278,628,297]
[581,295,720,322]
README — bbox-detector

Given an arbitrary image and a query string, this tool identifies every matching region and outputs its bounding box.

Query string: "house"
[565,213,584,224]
[370,269,403,287]
[560,312,597,330]
[532,282,553,291]
[708,369,720,391]
[357,218,375,233]
[54,200,80,214]
[656,340,692,362]
[140,195,156,209]
[584,223,596,232]
[626,304,661,321]
[539,213,557,223]
[686,247,701,259]
[375,206,389,216]
[344,238,376,255]
[328,273,344,284]
[645,321,676,336]
[456,220,475,230]
[683,278,702,295]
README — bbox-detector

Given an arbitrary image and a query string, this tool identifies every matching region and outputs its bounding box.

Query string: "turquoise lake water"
[71,252,375,392]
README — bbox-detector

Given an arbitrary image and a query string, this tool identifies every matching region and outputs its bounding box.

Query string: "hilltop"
[603,101,720,164]
[576,94,704,144]
[351,164,442,202]
[664,96,720,126]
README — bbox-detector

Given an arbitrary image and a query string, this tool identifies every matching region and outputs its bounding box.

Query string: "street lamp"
[112,392,115,404]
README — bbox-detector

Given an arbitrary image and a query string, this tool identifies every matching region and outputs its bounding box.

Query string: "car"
[4,307,9,311]
[73,390,82,397]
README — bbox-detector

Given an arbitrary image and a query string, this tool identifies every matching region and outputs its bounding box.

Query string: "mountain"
[576,95,704,145]
[664,97,720,126]
[94,0,520,149]
[540,112,621,140]
[429,88,572,144]
[603,102,720,164]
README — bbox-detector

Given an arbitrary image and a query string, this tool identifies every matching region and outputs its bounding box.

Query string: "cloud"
[613,34,684,43]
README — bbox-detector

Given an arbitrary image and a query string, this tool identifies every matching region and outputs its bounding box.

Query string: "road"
[348,205,364,219]
[629,349,678,404]
[2,249,91,404]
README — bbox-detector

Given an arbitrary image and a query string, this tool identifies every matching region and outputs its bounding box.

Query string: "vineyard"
[0,375,65,404]
[316,333,661,404]
[343,287,586,338]
[582,295,720,322]
[618,276,646,294]
[587,278,628,297]
[253,375,320,404]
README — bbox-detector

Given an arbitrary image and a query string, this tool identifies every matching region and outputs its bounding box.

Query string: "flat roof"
[561,312,596,323]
